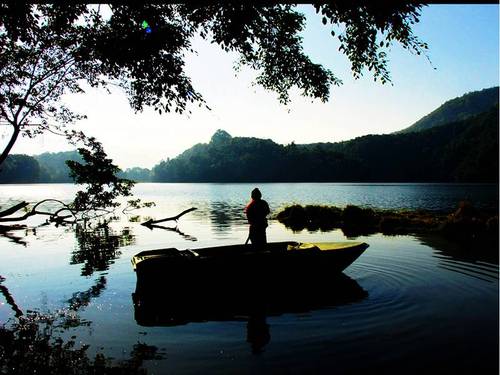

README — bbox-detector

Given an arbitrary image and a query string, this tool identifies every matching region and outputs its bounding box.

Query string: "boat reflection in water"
[132,270,368,354]
[131,241,369,353]
[132,273,367,354]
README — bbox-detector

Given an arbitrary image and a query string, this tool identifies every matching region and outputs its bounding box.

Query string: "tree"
[0,2,428,166]
[0,6,88,165]
[0,133,138,226]
[65,133,135,214]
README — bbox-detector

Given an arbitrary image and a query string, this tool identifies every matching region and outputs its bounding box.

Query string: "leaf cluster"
[314,1,428,83]
[65,136,134,212]
[1,2,427,123]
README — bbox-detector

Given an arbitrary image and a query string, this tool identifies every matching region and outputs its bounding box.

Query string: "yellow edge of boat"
[307,242,365,251]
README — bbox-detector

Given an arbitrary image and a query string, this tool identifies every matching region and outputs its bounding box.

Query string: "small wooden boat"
[132,241,368,295]
[131,241,368,326]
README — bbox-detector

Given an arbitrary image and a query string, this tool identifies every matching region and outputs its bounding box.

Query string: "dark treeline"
[0,151,152,183]
[151,106,498,183]
[151,130,366,182]
[0,151,81,183]
[308,106,499,182]
[0,154,42,183]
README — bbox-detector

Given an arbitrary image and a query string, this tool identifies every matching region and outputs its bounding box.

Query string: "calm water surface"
[0,183,498,373]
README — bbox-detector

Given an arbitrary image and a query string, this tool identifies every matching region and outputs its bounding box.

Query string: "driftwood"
[141,207,197,229]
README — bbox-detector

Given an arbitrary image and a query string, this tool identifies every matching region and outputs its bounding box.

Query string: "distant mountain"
[35,150,83,182]
[0,150,152,183]
[151,109,498,182]
[313,106,498,182]
[397,86,498,134]
[118,167,152,182]
[0,154,41,183]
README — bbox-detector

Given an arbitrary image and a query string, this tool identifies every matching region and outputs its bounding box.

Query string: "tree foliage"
[0,2,428,165]
[65,134,134,213]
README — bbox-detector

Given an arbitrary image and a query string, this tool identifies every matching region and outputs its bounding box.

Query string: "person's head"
[251,188,262,200]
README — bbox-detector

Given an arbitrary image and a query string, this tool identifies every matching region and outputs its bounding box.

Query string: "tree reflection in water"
[0,222,168,373]
[0,224,28,246]
[0,273,164,373]
[208,201,245,233]
[71,223,135,276]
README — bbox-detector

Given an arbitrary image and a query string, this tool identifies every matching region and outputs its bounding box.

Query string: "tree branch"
[141,207,197,227]
[0,199,77,223]
[0,201,29,218]
[18,60,78,126]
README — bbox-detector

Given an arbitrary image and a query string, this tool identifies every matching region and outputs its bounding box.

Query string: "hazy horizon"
[1,4,498,169]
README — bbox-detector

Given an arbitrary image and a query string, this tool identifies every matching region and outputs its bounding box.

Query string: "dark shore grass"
[275,201,499,241]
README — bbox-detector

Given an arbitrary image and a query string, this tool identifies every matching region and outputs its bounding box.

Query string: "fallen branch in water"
[0,201,29,218]
[141,207,197,228]
[0,199,77,224]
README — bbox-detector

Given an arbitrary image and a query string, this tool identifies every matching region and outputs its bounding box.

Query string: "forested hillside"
[398,86,498,133]
[0,151,151,183]
[151,107,498,183]
[151,130,365,182]
[314,106,498,182]
[35,151,83,182]
[0,154,41,183]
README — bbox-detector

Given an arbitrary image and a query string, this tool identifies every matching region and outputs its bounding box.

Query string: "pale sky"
[3,4,499,169]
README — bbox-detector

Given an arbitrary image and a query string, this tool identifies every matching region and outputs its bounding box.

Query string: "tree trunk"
[0,124,20,167]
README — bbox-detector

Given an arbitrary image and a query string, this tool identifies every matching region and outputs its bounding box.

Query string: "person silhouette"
[244,188,270,250]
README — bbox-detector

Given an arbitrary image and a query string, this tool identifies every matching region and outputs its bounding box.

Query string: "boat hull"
[132,241,368,296]
[131,241,368,327]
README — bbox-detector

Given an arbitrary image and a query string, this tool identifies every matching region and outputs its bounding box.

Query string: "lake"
[0,183,498,373]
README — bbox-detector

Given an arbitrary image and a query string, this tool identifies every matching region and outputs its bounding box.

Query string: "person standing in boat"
[245,188,270,250]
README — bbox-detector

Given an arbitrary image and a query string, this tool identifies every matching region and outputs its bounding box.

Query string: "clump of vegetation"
[276,201,499,241]
[275,205,342,232]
